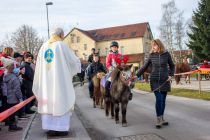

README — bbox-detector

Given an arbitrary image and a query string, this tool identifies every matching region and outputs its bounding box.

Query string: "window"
[84,44,87,50]
[77,37,80,43]
[74,50,78,56]
[71,36,74,43]
[120,33,125,38]
[130,32,137,37]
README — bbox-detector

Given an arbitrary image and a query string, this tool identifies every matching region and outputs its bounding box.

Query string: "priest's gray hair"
[51,27,64,36]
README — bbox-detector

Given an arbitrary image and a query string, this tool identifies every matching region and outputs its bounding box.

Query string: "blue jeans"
[154,91,167,117]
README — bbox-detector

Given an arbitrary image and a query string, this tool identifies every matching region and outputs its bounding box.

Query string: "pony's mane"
[92,73,100,87]
[111,68,121,82]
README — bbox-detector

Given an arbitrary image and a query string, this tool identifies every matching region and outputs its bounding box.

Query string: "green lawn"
[135,82,210,101]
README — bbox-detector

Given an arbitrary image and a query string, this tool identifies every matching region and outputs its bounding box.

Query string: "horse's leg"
[121,102,128,127]
[110,99,115,119]
[100,96,104,109]
[105,97,110,117]
[184,74,187,83]
[189,74,191,84]
[114,102,119,124]
[93,96,96,108]
[93,88,96,108]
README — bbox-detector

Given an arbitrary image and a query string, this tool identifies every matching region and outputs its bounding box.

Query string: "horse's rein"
[151,79,172,92]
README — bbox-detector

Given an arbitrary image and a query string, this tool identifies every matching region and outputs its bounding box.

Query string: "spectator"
[0,47,14,126]
[0,47,14,76]
[200,60,210,68]
[21,53,35,114]
[1,58,23,131]
[88,48,95,63]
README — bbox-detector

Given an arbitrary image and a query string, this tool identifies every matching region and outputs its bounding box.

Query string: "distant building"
[64,22,153,68]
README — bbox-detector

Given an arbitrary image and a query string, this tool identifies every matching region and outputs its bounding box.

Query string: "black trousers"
[105,81,111,97]
[7,103,18,126]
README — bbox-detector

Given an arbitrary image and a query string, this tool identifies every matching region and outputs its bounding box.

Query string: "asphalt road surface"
[75,84,210,140]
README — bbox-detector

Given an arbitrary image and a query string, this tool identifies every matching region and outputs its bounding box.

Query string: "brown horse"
[92,72,106,108]
[174,63,182,84]
[174,62,191,84]
[182,62,191,84]
[105,64,133,127]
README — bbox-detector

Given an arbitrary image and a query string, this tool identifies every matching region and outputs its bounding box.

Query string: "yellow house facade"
[64,22,153,67]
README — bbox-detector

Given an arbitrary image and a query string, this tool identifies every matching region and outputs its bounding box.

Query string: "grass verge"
[134,82,210,101]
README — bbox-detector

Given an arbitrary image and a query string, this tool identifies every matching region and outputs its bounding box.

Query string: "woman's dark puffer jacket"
[137,51,175,92]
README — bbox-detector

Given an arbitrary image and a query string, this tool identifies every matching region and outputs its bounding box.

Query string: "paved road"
[75,84,210,140]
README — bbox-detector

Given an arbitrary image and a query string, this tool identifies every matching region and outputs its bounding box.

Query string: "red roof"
[76,22,149,42]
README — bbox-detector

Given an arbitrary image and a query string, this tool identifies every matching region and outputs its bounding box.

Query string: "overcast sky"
[0,0,199,41]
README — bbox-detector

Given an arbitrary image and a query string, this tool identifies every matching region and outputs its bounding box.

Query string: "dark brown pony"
[182,62,191,84]
[105,64,133,127]
[174,62,191,84]
[174,63,182,84]
[92,72,106,108]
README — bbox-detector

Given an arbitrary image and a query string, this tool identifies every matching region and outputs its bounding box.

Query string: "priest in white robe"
[32,27,81,136]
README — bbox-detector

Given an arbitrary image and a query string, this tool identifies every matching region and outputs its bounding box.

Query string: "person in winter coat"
[1,58,23,131]
[87,54,106,98]
[0,47,14,126]
[136,39,175,129]
[0,47,14,76]
[21,53,35,114]
[88,48,96,64]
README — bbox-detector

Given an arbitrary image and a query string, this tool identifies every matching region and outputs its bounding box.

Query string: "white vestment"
[32,38,81,131]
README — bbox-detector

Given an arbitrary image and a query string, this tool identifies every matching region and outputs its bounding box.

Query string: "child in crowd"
[1,58,23,131]
[87,54,106,98]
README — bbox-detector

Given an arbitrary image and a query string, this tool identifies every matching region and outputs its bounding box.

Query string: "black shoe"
[25,110,35,114]
[8,125,23,132]
[56,131,69,136]
[128,93,133,100]
[47,130,68,136]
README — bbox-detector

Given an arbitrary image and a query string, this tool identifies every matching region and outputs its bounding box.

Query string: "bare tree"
[0,34,15,51]
[10,25,44,55]
[159,0,177,53]
[174,11,185,59]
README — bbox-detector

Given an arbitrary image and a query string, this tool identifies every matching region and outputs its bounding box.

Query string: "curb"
[21,112,37,140]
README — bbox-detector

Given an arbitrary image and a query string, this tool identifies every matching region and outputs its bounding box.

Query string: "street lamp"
[46,2,53,39]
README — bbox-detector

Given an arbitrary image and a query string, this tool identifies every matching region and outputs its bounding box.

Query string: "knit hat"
[1,57,15,68]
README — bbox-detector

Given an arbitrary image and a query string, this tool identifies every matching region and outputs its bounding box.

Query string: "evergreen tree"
[187,0,210,61]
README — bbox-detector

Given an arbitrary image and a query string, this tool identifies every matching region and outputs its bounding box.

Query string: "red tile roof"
[76,22,149,42]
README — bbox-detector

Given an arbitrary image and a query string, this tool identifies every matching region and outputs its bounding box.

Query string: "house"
[64,22,153,68]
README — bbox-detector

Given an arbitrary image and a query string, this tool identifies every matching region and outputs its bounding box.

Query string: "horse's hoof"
[111,116,114,119]
[122,123,127,127]
[116,120,119,124]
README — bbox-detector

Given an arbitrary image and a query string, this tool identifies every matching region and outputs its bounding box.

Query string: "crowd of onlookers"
[0,47,36,132]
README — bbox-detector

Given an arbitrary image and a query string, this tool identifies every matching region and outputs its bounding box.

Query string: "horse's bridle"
[120,70,132,85]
